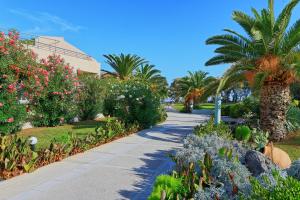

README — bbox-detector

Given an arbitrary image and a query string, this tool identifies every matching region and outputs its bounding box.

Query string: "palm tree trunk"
[260,83,290,141]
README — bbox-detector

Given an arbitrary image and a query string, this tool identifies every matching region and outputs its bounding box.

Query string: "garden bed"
[18,120,106,151]
[0,118,141,180]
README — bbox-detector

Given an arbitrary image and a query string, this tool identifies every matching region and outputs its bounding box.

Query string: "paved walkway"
[0,111,209,200]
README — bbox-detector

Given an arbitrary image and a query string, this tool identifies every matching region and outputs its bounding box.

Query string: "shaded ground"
[0,111,209,200]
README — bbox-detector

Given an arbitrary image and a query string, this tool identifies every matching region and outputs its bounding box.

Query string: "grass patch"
[172,103,215,111]
[18,120,106,151]
[195,103,215,110]
[276,131,300,161]
[172,103,184,111]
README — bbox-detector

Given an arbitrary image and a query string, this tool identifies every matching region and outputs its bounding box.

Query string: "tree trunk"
[260,83,290,141]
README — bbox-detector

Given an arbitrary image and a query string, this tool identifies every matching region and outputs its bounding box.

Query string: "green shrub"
[193,117,232,139]
[221,97,259,119]
[221,104,231,116]
[243,172,300,200]
[95,118,126,139]
[103,79,164,128]
[31,55,79,127]
[78,74,107,120]
[148,175,186,200]
[235,125,251,142]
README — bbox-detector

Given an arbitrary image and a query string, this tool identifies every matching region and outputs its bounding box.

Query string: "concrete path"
[0,111,209,200]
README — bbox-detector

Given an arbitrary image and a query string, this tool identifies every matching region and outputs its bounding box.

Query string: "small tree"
[31,55,79,127]
[0,31,44,134]
[78,74,107,120]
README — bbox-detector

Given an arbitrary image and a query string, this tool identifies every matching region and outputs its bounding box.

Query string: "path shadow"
[118,123,197,200]
[118,148,177,199]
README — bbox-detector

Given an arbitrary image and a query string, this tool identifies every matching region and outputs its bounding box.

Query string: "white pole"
[214,94,221,125]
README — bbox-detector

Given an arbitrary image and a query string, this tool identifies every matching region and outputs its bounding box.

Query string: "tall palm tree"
[103,53,146,80]
[179,71,215,112]
[205,0,300,141]
[136,64,168,97]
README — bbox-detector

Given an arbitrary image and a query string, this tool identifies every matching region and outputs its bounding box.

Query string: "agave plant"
[205,0,300,141]
[103,53,146,80]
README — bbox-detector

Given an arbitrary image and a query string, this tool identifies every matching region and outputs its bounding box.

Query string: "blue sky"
[1,0,299,83]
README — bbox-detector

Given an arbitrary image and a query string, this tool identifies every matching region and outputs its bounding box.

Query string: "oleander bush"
[0,31,45,134]
[31,55,79,127]
[103,79,166,128]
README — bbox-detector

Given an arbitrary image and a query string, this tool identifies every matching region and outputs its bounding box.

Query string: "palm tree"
[136,64,162,81]
[103,53,146,80]
[205,0,300,141]
[136,64,168,97]
[178,71,215,112]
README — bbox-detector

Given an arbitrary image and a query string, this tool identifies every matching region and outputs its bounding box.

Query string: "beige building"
[28,36,100,75]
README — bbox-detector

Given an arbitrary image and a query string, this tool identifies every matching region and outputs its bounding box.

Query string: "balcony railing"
[32,41,92,60]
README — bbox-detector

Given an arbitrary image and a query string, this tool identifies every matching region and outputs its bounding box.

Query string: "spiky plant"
[103,53,146,80]
[205,0,300,141]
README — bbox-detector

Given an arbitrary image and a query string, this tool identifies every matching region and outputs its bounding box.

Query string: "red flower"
[7,117,14,123]
[7,84,16,93]
[9,39,15,46]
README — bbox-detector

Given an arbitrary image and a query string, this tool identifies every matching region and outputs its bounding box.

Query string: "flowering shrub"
[103,79,166,128]
[0,31,44,134]
[31,55,79,126]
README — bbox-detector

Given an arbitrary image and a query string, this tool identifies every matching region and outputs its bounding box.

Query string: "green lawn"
[194,103,215,110]
[18,120,105,150]
[172,103,185,111]
[276,131,300,161]
[172,103,215,111]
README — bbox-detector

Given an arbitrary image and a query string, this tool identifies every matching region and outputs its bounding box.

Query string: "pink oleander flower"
[7,117,14,123]
[19,83,25,89]
[7,84,16,93]
[0,102,3,107]
[9,39,15,46]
